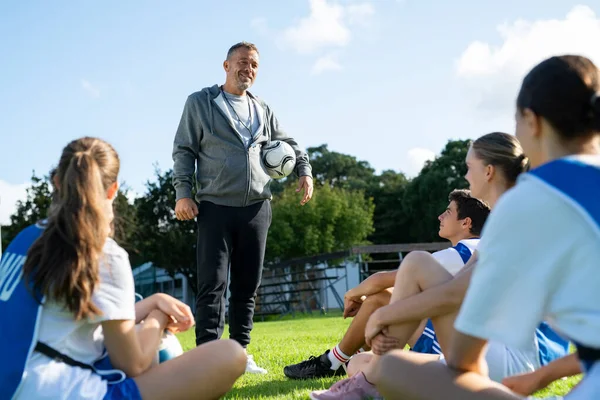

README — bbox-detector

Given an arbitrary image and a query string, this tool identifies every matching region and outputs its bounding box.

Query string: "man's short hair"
[227,42,259,60]
[448,189,490,237]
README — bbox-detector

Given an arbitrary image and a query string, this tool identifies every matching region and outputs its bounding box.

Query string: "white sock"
[327,345,351,370]
[356,347,366,354]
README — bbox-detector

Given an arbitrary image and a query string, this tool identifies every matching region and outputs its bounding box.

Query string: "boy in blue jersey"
[284,189,490,380]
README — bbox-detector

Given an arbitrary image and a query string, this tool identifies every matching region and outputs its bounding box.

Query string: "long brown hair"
[24,137,120,320]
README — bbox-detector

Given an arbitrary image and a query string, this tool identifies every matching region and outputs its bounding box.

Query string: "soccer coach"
[171,42,313,374]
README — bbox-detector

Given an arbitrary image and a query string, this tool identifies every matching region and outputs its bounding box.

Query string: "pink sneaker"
[309,372,383,400]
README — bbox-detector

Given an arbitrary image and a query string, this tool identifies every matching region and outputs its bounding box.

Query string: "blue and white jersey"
[455,156,600,387]
[0,222,137,400]
[0,222,46,399]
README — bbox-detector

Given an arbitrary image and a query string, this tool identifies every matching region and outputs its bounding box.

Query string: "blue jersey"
[0,223,46,399]
[529,157,600,371]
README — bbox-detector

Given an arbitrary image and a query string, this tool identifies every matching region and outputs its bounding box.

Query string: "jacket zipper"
[211,97,255,206]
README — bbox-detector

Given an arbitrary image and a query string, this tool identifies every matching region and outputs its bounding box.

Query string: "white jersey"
[455,155,600,394]
[15,238,137,400]
[432,238,479,276]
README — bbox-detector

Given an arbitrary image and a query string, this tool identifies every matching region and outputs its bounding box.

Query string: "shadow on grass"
[224,377,335,399]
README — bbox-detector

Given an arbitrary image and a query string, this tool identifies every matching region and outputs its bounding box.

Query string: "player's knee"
[220,339,247,377]
[363,290,391,308]
[378,350,411,381]
[396,251,431,282]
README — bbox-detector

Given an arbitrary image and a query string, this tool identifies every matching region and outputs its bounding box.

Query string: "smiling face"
[224,47,259,92]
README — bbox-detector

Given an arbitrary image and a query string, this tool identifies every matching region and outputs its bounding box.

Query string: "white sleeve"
[454,184,567,351]
[431,248,464,276]
[90,239,136,322]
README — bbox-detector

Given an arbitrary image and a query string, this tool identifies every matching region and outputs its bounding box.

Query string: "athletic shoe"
[245,354,268,374]
[283,350,346,379]
[309,372,383,400]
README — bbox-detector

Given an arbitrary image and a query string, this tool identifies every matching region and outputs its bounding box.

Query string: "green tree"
[133,168,198,293]
[266,183,375,262]
[401,139,471,242]
[307,144,376,191]
[270,144,377,196]
[1,172,53,251]
[111,188,140,263]
[271,144,407,245]
[367,169,410,244]
[1,171,139,258]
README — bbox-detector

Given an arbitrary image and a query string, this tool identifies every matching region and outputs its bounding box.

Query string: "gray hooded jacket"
[172,84,312,207]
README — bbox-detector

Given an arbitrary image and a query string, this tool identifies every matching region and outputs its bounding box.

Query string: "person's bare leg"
[407,319,428,348]
[338,289,392,356]
[361,251,455,382]
[374,350,523,400]
[134,339,247,400]
[346,352,374,377]
[385,251,454,346]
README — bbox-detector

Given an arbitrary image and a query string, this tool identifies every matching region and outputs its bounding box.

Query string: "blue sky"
[1,0,599,223]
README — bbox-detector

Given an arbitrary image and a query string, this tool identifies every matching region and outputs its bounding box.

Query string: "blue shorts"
[104,378,142,400]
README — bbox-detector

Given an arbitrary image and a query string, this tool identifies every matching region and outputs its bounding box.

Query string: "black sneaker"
[283,350,346,379]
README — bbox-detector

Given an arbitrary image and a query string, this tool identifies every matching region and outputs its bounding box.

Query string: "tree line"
[1,139,470,292]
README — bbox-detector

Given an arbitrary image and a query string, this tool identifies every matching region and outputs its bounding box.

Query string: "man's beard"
[236,75,252,91]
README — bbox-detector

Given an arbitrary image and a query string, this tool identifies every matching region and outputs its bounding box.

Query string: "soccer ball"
[261,140,296,179]
[157,330,184,363]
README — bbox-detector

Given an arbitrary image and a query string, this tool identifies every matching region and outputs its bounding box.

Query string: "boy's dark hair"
[448,189,491,236]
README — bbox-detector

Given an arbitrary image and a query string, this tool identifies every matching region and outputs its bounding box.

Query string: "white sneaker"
[245,354,268,374]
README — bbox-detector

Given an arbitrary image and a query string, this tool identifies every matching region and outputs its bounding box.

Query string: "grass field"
[176,313,581,399]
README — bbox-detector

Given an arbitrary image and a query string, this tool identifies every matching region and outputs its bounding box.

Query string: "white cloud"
[81,79,100,98]
[250,17,269,35]
[280,0,374,55]
[0,180,29,225]
[406,148,436,177]
[456,5,600,115]
[311,53,343,75]
[346,3,375,26]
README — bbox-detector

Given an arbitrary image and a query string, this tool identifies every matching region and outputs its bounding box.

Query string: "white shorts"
[485,340,540,383]
[439,340,540,383]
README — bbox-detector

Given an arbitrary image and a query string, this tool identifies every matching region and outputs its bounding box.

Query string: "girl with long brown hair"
[1,137,246,400]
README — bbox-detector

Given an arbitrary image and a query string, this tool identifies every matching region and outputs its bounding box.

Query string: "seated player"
[0,137,247,400]
[310,132,569,399]
[284,189,490,379]
[375,55,600,399]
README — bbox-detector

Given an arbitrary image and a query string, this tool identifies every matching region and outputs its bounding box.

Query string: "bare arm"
[134,296,158,324]
[446,331,489,376]
[102,309,169,377]
[134,293,195,332]
[502,353,582,396]
[347,270,397,299]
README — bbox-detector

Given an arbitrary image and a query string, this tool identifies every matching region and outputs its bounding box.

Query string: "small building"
[132,262,195,310]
